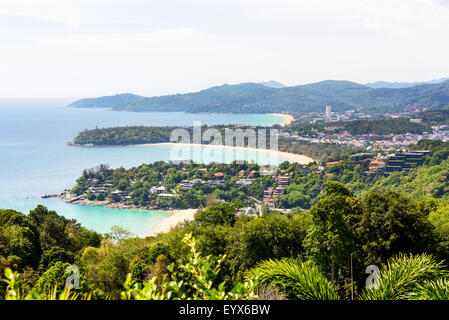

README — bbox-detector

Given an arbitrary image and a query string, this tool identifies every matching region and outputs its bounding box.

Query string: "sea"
[0,98,285,236]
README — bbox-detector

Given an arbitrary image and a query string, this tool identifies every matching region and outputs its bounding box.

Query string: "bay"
[0,99,285,236]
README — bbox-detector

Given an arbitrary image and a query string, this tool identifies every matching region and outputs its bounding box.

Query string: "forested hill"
[69,79,449,114]
[366,77,449,89]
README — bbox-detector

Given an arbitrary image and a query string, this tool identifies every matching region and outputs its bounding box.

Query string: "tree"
[121,234,257,300]
[231,212,310,279]
[129,242,172,282]
[38,247,74,272]
[354,191,439,267]
[0,209,41,269]
[194,203,241,226]
[359,253,449,300]
[247,258,339,300]
[108,226,133,243]
[304,181,359,288]
[30,261,90,298]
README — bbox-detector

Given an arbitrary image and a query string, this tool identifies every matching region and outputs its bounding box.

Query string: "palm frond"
[415,278,449,300]
[247,258,340,300]
[359,253,448,300]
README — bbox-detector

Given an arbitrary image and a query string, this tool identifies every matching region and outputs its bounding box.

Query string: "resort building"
[385,150,432,174]
[235,179,254,186]
[368,159,387,172]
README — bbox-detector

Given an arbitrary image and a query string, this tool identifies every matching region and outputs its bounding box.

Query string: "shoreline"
[140,142,314,164]
[146,208,197,237]
[267,113,295,126]
[57,190,196,236]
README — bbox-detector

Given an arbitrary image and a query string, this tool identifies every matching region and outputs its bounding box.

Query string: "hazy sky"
[1,0,449,98]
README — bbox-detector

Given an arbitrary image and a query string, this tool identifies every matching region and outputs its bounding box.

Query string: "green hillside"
[69,79,449,114]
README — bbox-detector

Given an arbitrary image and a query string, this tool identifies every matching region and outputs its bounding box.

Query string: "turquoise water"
[0,99,284,236]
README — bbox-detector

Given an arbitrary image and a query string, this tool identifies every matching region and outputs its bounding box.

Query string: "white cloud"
[0,0,449,97]
[0,0,75,23]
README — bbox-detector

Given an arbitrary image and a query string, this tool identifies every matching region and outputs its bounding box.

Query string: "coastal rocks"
[66,141,94,147]
[57,190,162,211]
[41,194,58,199]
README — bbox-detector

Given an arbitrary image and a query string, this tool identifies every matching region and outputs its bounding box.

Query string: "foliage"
[342,119,431,135]
[247,258,339,300]
[2,267,91,300]
[359,253,449,300]
[30,261,90,298]
[194,203,241,227]
[121,233,257,300]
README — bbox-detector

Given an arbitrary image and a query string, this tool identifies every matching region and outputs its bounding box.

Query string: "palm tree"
[247,258,340,300]
[247,253,449,300]
[359,253,449,300]
[415,278,449,300]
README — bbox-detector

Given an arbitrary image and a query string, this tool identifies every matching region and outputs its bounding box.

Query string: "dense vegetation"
[71,117,431,164]
[5,134,449,300]
[73,126,175,145]
[69,79,449,113]
[279,139,366,162]
[71,161,267,209]
[0,206,101,298]
[72,124,367,163]
[287,118,432,136]
[373,140,449,199]
[68,138,449,211]
[72,125,277,146]
[342,119,431,135]
[416,108,449,124]
[5,181,449,300]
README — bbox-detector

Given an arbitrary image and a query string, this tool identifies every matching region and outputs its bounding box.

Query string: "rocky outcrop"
[57,190,165,211]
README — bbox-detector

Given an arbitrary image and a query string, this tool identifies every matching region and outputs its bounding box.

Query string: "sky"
[1,0,449,98]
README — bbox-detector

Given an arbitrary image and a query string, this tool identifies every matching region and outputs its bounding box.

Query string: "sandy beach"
[141,142,314,164]
[268,113,295,126]
[147,208,197,236]
[57,190,196,237]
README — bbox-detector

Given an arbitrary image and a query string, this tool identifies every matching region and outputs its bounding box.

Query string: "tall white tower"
[325,105,332,121]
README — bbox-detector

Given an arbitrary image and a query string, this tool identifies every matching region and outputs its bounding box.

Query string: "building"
[111,190,128,199]
[156,186,166,194]
[235,179,254,186]
[260,167,277,176]
[235,207,256,217]
[368,159,386,172]
[179,179,203,189]
[385,150,432,174]
[204,180,225,187]
[276,174,291,186]
[325,105,332,121]
[158,193,178,198]
[263,186,286,209]
[350,153,374,162]
[326,161,341,167]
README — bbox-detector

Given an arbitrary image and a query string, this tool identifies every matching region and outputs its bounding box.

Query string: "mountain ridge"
[69,79,449,114]
[366,77,449,89]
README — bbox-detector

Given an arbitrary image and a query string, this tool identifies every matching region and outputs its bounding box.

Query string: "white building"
[325,105,332,121]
